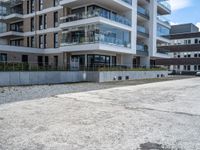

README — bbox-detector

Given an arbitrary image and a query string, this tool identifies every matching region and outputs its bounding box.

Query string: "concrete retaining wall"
[97,71,168,82]
[0,71,85,86]
[0,71,168,86]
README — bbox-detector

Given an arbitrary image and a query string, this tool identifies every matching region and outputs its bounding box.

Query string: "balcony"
[121,0,132,5]
[137,6,149,20]
[60,10,132,29]
[136,44,149,56]
[137,25,149,38]
[60,0,132,11]
[157,0,171,15]
[0,10,23,23]
[157,15,170,28]
[61,34,131,49]
[0,26,23,38]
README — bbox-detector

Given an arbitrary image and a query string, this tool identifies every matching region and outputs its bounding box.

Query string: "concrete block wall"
[0,71,168,86]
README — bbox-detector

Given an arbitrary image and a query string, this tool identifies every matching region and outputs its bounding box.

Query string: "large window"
[87,54,111,67]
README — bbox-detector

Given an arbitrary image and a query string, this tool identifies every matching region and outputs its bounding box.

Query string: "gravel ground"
[0,77,200,150]
[0,76,193,105]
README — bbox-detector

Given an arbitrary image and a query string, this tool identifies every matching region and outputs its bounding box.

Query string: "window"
[184,65,187,71]
[39,0,43,11]
[31,17,34,31]
[54,0,59,6]
[177,55,180,58]
[194,65,197,71]
[38,56,43,67]
[31,36,35,47]
[39,35,44,48]
[31,0,35,13]
[194,53,198,58]
[54,56,58,68]
[188,54,191,58]
[195,39,198,44]
[22,55,28,63]
[187,65,191,71]
[27,37,29,47]
[0,53,7,62]
[54,33,59,48]
[39,15,43,30]
[27,0,30,14]
[54,11,58,27]
[45,56,49,66]
[177,65,180,70]
[198,65,200,71]
[44,14,47,29]
[44,34,47,48]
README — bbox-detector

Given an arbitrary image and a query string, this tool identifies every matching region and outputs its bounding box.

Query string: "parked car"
[196,72,200,76]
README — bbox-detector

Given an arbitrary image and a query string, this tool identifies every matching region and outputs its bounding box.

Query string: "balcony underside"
[157,3,171,15]
[0,31,24,38]
[136,50,149,57]
[0,14,23,23]
[60,0,132,12]
[60,17,132,31]
[60,43,134,54]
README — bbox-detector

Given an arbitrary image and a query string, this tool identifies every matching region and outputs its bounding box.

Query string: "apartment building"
[0,0,171,70]
[156,23,200,74]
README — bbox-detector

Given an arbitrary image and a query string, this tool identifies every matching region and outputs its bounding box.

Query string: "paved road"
[0,78,200,149]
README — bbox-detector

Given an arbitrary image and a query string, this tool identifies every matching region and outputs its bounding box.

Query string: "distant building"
[156,23,200,74]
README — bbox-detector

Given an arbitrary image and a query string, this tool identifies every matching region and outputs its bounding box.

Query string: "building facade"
[156,24,200,74]
[0,0,171,70]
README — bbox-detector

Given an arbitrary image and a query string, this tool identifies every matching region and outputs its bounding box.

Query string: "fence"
[0,61,167,72]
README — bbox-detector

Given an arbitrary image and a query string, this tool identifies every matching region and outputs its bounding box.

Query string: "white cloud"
[169,0,192,11]
[196,23,200,31]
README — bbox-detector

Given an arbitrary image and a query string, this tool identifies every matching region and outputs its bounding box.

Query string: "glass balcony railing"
[157,0,171,12]
[121,0,132,5]
[61,34,131,49]
[61,10,131,27]
[137,6,149,18]
[157,15,170,26]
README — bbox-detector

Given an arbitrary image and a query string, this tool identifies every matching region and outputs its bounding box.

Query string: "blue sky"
[169,0,200,29]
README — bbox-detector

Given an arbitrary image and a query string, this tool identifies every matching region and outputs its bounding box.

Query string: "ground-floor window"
[194,65,197,71]
[87,54,111,67]
[38,56,43,67]
[0,53,7,62]
[22,55,28,63]
[187,65,191,71]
